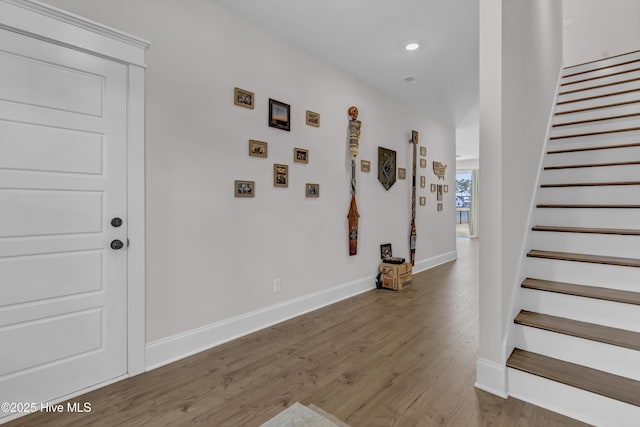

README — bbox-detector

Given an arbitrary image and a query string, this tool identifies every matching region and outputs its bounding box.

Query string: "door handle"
[110,240,124,250]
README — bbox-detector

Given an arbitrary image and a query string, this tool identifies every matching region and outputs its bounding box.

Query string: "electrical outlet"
[273,278,281,293]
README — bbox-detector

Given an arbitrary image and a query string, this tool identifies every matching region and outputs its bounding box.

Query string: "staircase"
[507,50,640,426]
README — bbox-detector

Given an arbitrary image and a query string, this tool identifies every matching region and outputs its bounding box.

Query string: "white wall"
[563,0,640,66]
[477,0,562,395]
[44,0,456,360]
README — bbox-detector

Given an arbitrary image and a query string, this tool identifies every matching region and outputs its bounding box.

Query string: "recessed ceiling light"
[405,42,420,51]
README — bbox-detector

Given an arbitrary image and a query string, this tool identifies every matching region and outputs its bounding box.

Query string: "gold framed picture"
[430,184,436,192]
[437,203,443,211]
[420,158,427,168]
[306,110,320,127]
[444,184,449,193]
[361,160,371,172]
[419,197,426,206]
[248,139,267,158]
[294,147,309,164]
[420,146,426,156]
[234,180,255,198]
[306,183,320,198]
[420,176,426,188]
[273,164,288,188]
[234,87,254,109]
[398,168,406,180]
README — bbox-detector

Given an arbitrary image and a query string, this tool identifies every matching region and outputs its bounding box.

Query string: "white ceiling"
[215,0,479,129]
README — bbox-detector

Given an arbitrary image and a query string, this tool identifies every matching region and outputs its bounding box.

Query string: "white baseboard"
[146,250,457,371]
[413,250,457,274]
[475,358,508,398]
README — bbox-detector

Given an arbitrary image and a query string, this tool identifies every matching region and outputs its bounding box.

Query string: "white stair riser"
[548,130,640,148]
[508,368,640,427]
[535,207,640,230]
[519,287,640,332]
[556,90,640,113]
[561,69,640,92]
[531,230,640,259]
[563,54,640,79]
[513,325,640,380]
[545,147,640,167]
[550,116,640,137]
[558,80,640,103]
[538,185,640,205]
[524,257,640,292]
[542,164,640,183]
[554,102,640,125]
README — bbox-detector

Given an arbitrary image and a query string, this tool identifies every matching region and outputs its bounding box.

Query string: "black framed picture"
[380,243,392,260]
[269,98,290,131]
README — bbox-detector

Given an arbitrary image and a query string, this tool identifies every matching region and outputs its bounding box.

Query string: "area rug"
[260,402,350,427]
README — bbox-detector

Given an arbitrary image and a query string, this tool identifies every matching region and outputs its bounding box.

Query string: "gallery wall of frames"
[44,0,457,351]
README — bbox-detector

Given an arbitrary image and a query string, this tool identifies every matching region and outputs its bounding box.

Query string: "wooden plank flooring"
[6,239,589,427]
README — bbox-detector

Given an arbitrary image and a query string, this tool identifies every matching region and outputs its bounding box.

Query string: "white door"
[0,27,128,412]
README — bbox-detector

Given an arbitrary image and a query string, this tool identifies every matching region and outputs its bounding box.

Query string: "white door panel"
[0,26,128,415]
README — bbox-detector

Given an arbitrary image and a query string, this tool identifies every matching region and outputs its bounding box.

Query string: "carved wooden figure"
[347,106,361,255]
[409,130,418,266]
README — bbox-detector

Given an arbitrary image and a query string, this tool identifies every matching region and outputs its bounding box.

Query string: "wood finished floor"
[8,238,589,427]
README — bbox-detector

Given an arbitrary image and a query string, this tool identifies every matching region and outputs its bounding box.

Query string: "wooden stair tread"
[515,310,640,351]
[544,160,640,170]
[541,181,640,187]
[527,249,640,268]
[532,225,640,236]
[522,278,640,306]
[559,77,640,96]
[548,142,640,154]
[507,348,640,407]
[564,57,640,77]
[564,51,640,71]
[553,112,640,127]
[556,99,640,115]
[550,126,640,140]
[557,87,640,106]
[561,67,640,87]
[537,204,640,209]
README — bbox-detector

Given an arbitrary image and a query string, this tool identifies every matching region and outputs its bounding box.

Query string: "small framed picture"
[420,146,426,156]
[306,110,320,127]
[420,176,426,188]
[361,160,371,172]
[234,87,254,109]
[234,180,255,197]
[294,147,309,164]
[437,203,443,211]
[398,168,406,180]
[274,164,288,188]
[437,184,443,201]
[444,184,449,193]
[306,183,320,198]
[380,243,392,260]
[269,98,290,131]
[248,139,267,158]
[411,130,419,144]
[430,184,436,192]
[419,197,426,206]
[420,158,427,168]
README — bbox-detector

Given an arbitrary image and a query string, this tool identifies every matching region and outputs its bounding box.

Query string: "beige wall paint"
[478,0,562,393]
[563,0,640,66]
[43,0,456,344]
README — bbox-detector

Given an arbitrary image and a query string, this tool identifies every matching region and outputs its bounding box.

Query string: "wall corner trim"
[475,357,508,398]
[146,250,458,371]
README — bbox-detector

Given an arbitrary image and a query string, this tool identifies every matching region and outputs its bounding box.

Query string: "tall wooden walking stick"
[409,130,418,266]
[347,106,361,256]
